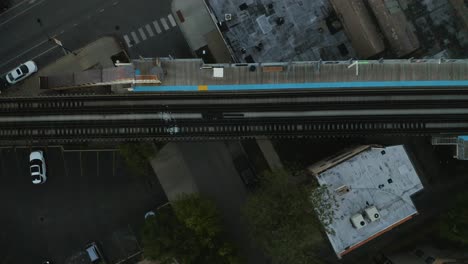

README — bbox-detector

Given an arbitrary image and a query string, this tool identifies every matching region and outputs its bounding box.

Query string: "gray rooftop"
[313,145,423,258]
[206,0,356,62]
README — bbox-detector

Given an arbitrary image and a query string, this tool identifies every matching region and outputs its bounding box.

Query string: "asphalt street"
[0,0,192,75]
[0,147,167,264]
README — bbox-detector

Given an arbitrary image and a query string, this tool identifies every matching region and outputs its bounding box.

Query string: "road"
[0,0,192,75]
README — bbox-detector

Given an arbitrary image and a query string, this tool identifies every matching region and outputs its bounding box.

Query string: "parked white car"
[30,150,46,184]
[6,61,38,85]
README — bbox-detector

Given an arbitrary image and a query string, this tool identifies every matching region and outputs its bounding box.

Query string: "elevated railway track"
[1,90,468,144]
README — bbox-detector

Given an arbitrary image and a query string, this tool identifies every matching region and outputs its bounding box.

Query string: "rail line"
[0,91,468,144]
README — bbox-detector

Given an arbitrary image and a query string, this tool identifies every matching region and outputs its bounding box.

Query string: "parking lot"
[0,146,167,264]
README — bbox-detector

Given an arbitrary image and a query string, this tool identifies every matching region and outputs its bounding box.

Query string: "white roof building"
[308,145,424,259]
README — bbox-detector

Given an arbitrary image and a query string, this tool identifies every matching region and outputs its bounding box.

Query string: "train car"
[329,0,385,59]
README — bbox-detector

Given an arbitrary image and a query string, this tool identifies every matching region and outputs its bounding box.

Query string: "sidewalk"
[171,0,232,63]
[149,143,198,201]
[1,36,124,97]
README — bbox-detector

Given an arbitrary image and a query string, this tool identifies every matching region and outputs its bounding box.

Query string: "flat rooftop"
[311,145,424,258]
[206,0,356,62]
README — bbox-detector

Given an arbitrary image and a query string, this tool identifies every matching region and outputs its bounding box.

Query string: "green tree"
[142,206,203,264]
[437,193,468,247]
[118,142,156,176]
[172,193,223,249]
[243,169,335,264]
[142,194,240,264]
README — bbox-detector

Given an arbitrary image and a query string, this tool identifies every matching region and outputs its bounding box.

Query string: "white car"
[6,61,38,85]
[30,150,46,184]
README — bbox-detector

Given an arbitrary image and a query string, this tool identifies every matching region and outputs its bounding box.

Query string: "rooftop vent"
[364,206,380,222]
[225,13,232,21]
[350,214,367,229]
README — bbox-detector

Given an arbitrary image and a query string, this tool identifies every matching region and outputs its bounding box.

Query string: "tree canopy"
[243,169,335,264]
[118,142,156,176]
[437,192,468,247]
[141,194,240,264]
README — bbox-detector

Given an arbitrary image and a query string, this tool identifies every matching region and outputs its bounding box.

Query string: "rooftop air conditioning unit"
[225,13,232,21]
[364,206,380,222]
[350,213,367,229]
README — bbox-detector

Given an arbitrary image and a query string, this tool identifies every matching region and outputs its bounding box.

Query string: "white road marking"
[152,20,162,34]
[160,17,169,30]
[138,27,147,40]
[30,45,60,61]
[123,35,132,47]
[0,0,28,17]
[168,14,177,27]
[0,38,51,68]
[145,24,154,37]
[130,31,140,44]
[0,0,45,28]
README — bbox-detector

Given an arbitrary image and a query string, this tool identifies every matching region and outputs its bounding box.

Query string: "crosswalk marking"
[123,35,132,47]
[160,17,169,30]
[130,31,140,44]
[138,27,147,40]
[145,24,154,37]
[168,14,177,27]
[125,15,179,49]
[152,20,162,34]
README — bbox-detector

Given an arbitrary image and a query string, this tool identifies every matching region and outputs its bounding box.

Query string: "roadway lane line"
[145,24,154,37]
[123,35,132,47]
[0,38,51,68]
[0,0,28,17]
[30,45,60,61]
[168,14,177,27]
[138,27,147,40]
[0,0,45,28]
[152,20,162,34]
[160,17,169,30]
[130,31,140,44]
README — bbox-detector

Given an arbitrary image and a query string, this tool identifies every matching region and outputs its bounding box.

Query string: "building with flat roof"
[205,0,356,62]
[308,145,424,259]
[328,0,385,58]
[367,0,420,57]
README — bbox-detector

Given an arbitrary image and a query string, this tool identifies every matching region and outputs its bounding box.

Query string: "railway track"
[2,89,468,113]
[0,116,467,144]
[1,91,468,144]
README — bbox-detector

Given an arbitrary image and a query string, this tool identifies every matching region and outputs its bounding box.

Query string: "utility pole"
[36,18,77,56]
